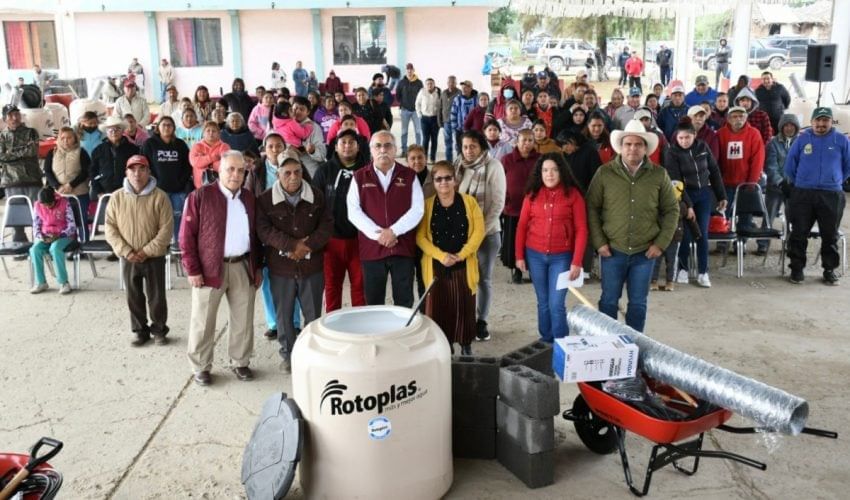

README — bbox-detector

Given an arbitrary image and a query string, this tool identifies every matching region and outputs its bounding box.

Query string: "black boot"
[511,268,523,284]
[476,319,491,341]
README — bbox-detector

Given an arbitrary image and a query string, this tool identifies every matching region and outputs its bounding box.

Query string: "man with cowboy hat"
[90,115,140,200]
[586,119,680,332]
[113,80,151,127]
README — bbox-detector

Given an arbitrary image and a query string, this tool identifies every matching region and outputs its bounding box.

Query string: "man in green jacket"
[1,104,41,243]
[586,119,679,332]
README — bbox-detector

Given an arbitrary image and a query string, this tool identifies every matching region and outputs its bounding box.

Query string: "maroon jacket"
[501,148,540,217]
[180,182,262,288]
[355,164,417,261]
[463,106,491,133]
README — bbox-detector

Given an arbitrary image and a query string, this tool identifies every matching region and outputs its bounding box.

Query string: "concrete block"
[496,431,554,489]
[496,399,554,454]
[452,395,497,429]
[453,426,496,459]
[501,340,554,376]
[452,355,501,397]
[498,365,560,419]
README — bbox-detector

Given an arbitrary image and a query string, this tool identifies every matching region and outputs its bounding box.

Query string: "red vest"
[355,163,417,261]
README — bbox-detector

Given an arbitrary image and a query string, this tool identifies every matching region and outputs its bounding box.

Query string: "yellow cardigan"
[417,193,485,294]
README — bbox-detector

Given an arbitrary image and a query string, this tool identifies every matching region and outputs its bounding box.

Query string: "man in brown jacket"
[105,155,174,346]
[257,154,332,373]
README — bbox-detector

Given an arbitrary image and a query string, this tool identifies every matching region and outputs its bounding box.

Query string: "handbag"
[202,168,218,185]
[709,215,731,234]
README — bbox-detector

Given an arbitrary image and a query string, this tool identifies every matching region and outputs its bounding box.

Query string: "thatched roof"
[511,0,805,20]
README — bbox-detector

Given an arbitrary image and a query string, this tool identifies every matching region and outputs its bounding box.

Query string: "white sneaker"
[675,269,689,284]
[30,283,48,294]
[697,273,712,288]
[59,282,72,295]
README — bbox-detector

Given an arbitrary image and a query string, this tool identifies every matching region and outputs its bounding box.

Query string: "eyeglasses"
[433,175,454,184]
[106,128,123,134]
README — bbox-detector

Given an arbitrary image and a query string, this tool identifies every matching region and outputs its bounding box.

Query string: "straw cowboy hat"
[610,119,659,156]
[99,115,127,134]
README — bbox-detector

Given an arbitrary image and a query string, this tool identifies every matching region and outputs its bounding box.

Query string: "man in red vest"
[346,130,425,307]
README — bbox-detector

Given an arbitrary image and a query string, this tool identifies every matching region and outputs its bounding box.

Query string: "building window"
[168,18,223,67]
[332,16,387,65]
[3,21,59,70]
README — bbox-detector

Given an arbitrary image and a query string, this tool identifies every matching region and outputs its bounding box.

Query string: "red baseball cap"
[126,155,150,168]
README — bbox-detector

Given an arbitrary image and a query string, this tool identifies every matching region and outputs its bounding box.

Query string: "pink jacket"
[34,193,76,240]
[247,103,272,140]
[124,127,150,146]
[189,140,231,188]
[271,116,313,148]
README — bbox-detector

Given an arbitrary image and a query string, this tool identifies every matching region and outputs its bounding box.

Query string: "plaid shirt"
[747,109,774,145]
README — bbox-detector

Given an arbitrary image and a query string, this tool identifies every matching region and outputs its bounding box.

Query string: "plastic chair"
[732,182,785,278]
[0,195,35,282]
[78,194,122,288]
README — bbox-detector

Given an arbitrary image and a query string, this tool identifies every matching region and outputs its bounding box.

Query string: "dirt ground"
[2,110,849,499]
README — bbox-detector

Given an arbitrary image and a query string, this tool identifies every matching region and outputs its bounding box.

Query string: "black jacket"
[90,138,140,197]
[312,155,366,239]
[755,83,791,132]
[663,139,726,206]
[396,77,424,111]
[222,91,255,123]
[141,135,192,193]
[563,139,602,194]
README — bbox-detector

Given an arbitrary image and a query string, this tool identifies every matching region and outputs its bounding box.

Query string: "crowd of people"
[1,58,849,386]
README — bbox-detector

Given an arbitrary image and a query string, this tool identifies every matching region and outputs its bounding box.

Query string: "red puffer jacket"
[515,185,588,267]
[180,182,262,288]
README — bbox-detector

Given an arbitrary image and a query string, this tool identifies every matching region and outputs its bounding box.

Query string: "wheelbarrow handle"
[801,427,838,439]
[0,437,63,500]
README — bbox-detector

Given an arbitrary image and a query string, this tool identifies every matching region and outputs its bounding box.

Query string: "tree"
[489,6,517,35]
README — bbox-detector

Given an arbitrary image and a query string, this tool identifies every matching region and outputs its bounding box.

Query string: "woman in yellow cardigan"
[416,161,486,355]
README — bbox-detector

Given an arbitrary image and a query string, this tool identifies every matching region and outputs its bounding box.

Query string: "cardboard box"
[552,335,639,383]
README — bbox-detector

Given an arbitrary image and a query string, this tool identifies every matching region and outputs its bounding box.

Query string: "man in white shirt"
[346,131,424,307]
[113,81,151,127]
[416,78,441,164]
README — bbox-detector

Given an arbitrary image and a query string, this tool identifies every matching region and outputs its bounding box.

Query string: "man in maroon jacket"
[346,130,424,307]
[180,150,262,386]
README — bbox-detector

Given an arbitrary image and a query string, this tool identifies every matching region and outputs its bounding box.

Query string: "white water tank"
[68,99,107,126]
[292,306,453,500]
[44,103,70,136]
[20,108,54,140]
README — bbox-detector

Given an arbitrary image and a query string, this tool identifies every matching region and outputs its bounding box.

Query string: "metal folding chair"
[732,183,785,278]
[0,195,35,283]
[77,194,122,288]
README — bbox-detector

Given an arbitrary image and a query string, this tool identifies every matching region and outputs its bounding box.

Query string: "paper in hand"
[556,269,584,290]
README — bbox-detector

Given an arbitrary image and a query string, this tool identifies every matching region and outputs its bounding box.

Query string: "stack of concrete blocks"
[497,364,559,488]
[501,340,555,376]
[451,355,501,459]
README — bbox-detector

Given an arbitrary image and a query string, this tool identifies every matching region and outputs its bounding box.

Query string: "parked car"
[521,36,549,58]
[536,38,596,72]
[694,39,789,71]
[760,35,816,65]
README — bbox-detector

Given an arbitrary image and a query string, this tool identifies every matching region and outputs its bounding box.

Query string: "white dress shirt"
[218,181,251,257]
[346,164,425,241]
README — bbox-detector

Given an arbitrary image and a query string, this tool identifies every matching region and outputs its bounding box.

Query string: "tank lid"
[320,306,419,337]
[242,393,303,500]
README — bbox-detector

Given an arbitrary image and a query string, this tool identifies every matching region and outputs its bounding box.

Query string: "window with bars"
[168,18,223,67]
[332,16,387,65]
[3,21,59,69]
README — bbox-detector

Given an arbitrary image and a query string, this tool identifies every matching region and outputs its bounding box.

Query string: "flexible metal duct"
[568,305,808,435]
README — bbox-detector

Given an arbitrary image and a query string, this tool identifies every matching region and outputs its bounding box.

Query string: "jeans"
[421,115,439,161]
[388,77,399,92]
[167,192,188,244]
[619,67,628,86]
[261,266,301,331]
[715,64,729,89]
[443,123,455,163]
[526,248,571,341]
[362,256,415,307]
[477,232,501,322]
[30,237,72,285]
[679,187,712,274]
[787,188,846,272]
[160,82,167,103]
[399,108,422,153]
[599,249,655,333]
[660,66,672,86]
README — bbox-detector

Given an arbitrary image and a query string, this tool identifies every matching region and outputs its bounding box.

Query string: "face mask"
[503,89,515,99]
[83,126,98,133]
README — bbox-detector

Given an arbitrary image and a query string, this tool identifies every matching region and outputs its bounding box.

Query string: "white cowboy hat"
[99,114,127,134]
[611,119,659,156]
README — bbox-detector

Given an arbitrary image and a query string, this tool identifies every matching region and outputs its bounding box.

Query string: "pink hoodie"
[271,115,314,148]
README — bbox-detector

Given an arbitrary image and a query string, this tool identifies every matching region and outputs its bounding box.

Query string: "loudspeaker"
[805,44,836,82]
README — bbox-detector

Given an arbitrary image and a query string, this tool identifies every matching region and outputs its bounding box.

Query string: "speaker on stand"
[805,44,836,107]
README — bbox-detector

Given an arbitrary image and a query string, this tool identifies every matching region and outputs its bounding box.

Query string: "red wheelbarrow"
[0,438,63,500]
[563,377,838,497]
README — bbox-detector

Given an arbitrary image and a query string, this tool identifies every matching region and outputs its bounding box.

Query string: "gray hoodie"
[764,113,800,186]
[734,87,759,108]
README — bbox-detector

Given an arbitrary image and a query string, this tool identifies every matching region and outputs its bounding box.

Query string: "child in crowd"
[123,113,149,145]
[30,186,77,295]
[651,180,691,291]
[532,120,559,154]
[271,101,313,148]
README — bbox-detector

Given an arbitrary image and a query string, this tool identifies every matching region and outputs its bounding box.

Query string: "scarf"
[457,152,490,209]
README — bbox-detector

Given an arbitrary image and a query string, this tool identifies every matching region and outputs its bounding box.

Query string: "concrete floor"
[1,194,848,498]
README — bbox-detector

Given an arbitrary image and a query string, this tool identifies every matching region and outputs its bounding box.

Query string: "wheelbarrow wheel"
[572,394,618,455]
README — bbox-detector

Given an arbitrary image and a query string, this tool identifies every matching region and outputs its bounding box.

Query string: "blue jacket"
[293,68,309,97]
[657,104,688,141]
[684,87,718,107]
[784,127,850,192]
[450,93,477,132]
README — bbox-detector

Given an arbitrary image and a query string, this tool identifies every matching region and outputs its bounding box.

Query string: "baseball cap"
[687,105,708,117]
[695,75,709,85]
[670,84,685,94]
[126,155,150,168]
[460,80,473,87]
[811,107,833,119]
[728,106,748,115]
[628,86,642,97]
[634,108,653,121]
[2,104,20,118]
[536,71,548,79]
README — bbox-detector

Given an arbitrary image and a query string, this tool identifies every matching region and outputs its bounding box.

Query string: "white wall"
[239,9,315,93]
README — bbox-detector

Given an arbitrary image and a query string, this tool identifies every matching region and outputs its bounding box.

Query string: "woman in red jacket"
[500,129,540,283]
[515,153,588,341]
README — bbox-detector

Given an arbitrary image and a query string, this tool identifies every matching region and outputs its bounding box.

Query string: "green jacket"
[586,155,679,255]
[0,125,40,188]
